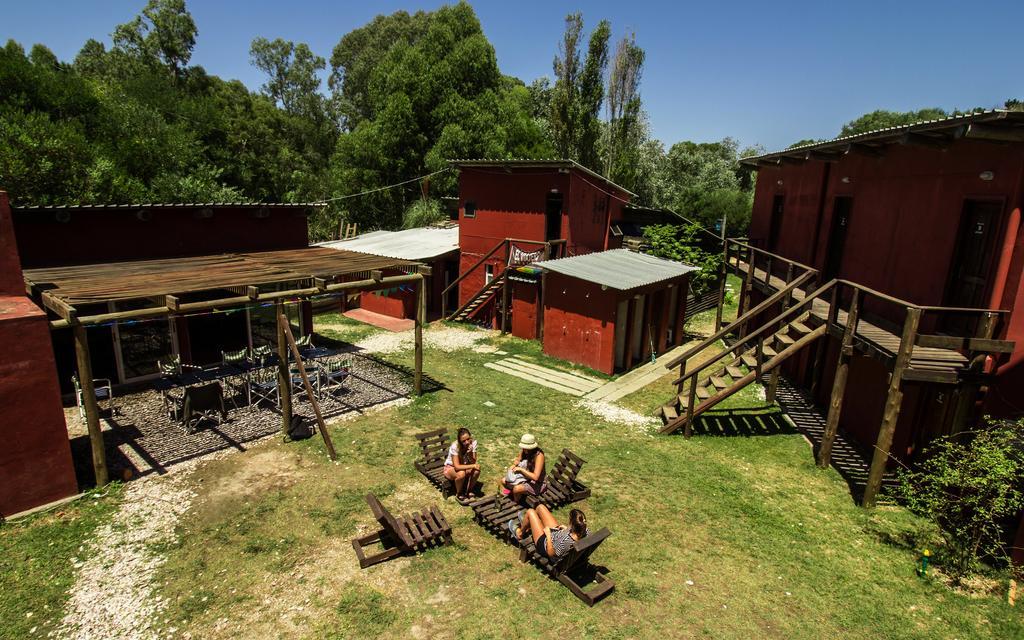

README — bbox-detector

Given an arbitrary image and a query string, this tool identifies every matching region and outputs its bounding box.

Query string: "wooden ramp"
[483,357,603,397]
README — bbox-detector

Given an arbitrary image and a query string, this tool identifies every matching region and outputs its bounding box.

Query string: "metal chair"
[249,365,280,409]
[72,374,113,418]
[319,357,351,399]
[180,382,227,433]
[221,348,253,406]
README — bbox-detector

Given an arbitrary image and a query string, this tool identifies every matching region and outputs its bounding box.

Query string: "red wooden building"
[0,192,78,516]
[448,159,697,373]
[12,202,322,392]
[742,110,1024,452]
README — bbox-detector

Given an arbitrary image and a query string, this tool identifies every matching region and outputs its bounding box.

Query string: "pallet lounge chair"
[470,492,526,543]
[518,528,615,606]
[413,428,482,501]
[351,493,453,569]
[524,449,591,509]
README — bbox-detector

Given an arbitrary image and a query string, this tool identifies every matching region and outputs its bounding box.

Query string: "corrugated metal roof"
[538,249,698,290]
[11,201,326,211]
[319,226,459,261]
[448,158,637,198]
[742,109,1024,165]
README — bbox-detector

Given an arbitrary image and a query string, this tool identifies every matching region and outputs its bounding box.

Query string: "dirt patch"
[188,445,309,524]
[355,324,492,355]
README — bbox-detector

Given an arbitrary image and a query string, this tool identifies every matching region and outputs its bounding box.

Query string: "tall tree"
[549,13,610,169]
[250,37,327,120]
[839,108,947,136]
[604,34,645,186]
[111,0,197,80]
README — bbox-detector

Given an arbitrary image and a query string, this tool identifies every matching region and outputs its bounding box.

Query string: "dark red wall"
[0,192,78,515]
[456,166,630,311]
[750,140,1024,421]
[511,279,539,340]
[356,257,453,320]
[13,205,310,268]
[543,272,619,373]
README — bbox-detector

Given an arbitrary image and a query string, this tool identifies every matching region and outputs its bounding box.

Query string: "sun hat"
[519,433,538,450]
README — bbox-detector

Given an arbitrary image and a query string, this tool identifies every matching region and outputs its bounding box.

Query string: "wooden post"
[715,241,728,332]
[684,376,697,438]
[279,313,337,461]
[765,264,795,404]
[948,311,999,435]
[676,360,687,394]
[738,248,756,338]
[818,289,859,468]
[755,336,764,379]
[501,273,510,334]
[415,273,425,396]
[276,300,292,434]
[863,306,921,507]
[538,271,547,340]
[73,323,108,486]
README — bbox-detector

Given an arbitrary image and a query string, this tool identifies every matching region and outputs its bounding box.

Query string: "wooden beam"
[500,273,510,335]
[414,274,425,396]
[313,277,328,291]
[164,295,180,312]
[276,300,292,434]
[73,323,108,487]
[279,312,337,460]
[417,265,433,276]
[843,143,884,158]
[899,132,951,149]
[863,307,921,507]
[818,290,859,468]
[41,292,76,323]
[914,334,1015,354]
[961,123,1024,143]
[714,241,728,332]
[371,269,383,282]
[246,286,260,299]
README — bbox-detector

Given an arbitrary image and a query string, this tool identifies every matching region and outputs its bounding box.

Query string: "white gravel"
[575,399,659,433]
[57,470,196,640]
[354,324,491,354]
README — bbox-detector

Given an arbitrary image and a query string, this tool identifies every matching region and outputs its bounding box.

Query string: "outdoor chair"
[179,382,227,433]
[252,344,275,367]
[72,374,113,419]
[296,333,314,354]
[351,493,452,569]
[524,449,591,510]
[517,526,614,606]
[413,428,483,501]
[471,492,526,542]
[249,365,279,409]
[221,347,253,405]
[318,357,351,399]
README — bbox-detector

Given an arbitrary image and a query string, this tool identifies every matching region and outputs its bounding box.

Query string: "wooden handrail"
[726,237,817,274]
[673,279,838,386]
[442,238,507,298]
[666,270,817,369]
[447,271,506,320]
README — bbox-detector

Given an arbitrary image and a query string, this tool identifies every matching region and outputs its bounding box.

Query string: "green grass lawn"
[0,485,123,639]
[312,310,387,344]
[2,308,1020,639]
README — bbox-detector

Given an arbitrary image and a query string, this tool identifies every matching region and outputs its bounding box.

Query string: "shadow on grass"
[685,408,795,438]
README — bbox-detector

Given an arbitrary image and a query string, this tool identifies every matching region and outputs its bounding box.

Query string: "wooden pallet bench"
[470,492,525,543]
[518,528,615,606]
[524,449,591,509]
[413,428,483,502]
[351,493,452,568]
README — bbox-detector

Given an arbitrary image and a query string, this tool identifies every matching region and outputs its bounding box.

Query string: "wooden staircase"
[449,273,506,322]
[660,277,833,436]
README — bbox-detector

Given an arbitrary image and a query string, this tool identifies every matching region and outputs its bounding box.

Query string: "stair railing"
[442,238,509,318]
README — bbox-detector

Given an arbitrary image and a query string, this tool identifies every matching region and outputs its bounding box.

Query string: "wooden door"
[823,197,853,281]
[768,194,785,251]
[940,200,1003,333]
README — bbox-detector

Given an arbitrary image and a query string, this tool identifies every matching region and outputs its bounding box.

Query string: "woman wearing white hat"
[499,433,546,504]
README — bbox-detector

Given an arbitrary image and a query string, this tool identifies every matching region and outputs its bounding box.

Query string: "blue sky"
[5,1,1023,151]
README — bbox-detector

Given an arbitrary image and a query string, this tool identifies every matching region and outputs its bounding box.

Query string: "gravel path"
[353,324,491,354]
[575,399,659,434]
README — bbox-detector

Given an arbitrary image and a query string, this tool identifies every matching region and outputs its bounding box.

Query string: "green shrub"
[642,222,722,296]
[895,419,1024,582]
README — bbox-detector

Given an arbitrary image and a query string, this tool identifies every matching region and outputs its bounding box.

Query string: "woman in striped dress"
[514,506,589,559]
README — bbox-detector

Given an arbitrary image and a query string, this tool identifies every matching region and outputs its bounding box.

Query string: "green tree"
[112,0,197,80]
[604,34,645,192]
[550,13,610,169]
[642,223,722,295]
[250,38,327,120]
[839,108,948,136]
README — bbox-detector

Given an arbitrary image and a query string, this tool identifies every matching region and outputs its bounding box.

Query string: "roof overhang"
[741,110,1024,168]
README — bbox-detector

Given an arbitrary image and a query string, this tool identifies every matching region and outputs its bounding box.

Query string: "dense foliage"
[895,420,1024,582]
[641,223,722,296]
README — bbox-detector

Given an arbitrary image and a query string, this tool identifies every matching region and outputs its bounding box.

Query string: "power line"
[322,168,453,203]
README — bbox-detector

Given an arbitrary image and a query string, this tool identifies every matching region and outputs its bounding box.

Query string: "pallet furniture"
[351,493,453,569]
[518,527,615,606]
[413,428,483,501]
[524,449,591,509]
[470,492,525,543]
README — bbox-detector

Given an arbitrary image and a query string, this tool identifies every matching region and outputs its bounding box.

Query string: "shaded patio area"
[66,345,441,485]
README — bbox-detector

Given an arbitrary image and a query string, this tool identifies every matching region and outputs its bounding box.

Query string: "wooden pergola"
[24,246,432,486]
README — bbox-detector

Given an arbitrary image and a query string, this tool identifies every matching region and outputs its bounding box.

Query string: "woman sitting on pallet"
[444,427,481,504]
[500,434,546,504]
[513,506,589,559]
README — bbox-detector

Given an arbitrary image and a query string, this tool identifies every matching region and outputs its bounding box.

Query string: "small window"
[464,200,476,219]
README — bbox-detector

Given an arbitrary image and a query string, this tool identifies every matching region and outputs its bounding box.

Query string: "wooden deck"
[730,256,968,383]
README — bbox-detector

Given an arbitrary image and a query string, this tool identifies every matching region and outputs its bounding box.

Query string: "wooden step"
[661,404,679,423]
[763,345,778,358]
[676,394,689,410]
[709,376,728,390]
[790,321,811,335]
[696,386,711,400]
[725,365,744,379]
[740,354,757,368]
[776,333,795,346]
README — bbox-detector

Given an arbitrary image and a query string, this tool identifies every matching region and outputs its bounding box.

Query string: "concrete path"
[343,308,414,332]
[584,343,693,403]
[483,357,603,397]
